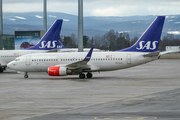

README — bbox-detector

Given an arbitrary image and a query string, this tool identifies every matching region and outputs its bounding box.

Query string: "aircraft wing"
[57,48,94,70]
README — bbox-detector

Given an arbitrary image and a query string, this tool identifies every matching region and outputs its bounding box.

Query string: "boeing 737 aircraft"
[8,16,166,79]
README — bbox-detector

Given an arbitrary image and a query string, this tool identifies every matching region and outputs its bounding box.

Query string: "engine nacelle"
[48,66,72,76]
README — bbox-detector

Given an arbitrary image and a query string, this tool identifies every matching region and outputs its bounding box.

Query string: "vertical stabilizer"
[27,19,66,50]
[119,16,165,52]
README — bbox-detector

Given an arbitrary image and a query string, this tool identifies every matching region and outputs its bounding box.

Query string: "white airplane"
[8,16,167,79]
[0,19,101,73]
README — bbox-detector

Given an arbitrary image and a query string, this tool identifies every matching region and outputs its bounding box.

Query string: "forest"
[60,29,180,51]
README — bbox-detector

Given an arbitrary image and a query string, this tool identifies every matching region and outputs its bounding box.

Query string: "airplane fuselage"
[9,52,158,73]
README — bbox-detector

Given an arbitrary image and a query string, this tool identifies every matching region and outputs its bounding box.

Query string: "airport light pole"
[0,0,2,50]
[78,0,83,52]
[43,0,47,32]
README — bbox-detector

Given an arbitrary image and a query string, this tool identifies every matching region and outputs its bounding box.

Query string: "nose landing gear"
[24,72,28,78]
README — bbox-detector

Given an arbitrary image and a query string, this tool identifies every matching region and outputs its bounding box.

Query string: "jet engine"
[48,66,72,76]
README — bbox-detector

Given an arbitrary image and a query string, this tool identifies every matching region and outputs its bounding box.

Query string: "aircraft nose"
[7,61,16,70]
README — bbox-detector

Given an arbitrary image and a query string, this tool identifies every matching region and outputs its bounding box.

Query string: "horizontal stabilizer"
[159,50,180,56]
[47,49,58,52]
[143,51,160,57]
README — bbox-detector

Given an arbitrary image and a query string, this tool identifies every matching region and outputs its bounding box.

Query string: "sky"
[2,0,180,16]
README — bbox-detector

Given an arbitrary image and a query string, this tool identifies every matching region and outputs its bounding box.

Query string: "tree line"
[60,29,180,51]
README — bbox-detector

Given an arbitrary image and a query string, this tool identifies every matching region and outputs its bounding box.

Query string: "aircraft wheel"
[86,72,92,78]
[79,73,85,79]
[24,73,28,78]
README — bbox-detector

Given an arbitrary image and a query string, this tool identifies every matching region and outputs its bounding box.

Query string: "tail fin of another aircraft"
[27,19,67,50]
[119,16,165,52]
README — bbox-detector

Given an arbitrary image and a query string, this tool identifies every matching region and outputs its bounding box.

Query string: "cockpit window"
[15,59,20,61]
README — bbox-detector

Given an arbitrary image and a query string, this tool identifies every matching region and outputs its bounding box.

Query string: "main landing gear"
[79,72,93,79]
[24,72,28,78]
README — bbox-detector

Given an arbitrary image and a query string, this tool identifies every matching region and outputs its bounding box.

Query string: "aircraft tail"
[27,19,67,50]
[119,16,165,52]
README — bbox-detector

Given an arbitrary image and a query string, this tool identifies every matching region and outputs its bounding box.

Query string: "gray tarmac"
[0,59,180,120]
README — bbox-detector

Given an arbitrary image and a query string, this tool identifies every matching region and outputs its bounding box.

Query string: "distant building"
[2,34,15,50]
[166,46,180,51]
[167,31,180,35]
[15,31,45,50]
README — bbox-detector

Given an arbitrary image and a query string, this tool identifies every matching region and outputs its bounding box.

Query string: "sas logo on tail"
[39,40,62,49]
[136,41,158,50]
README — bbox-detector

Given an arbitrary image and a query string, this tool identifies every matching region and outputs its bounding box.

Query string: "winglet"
[84,47,94,61]
[26,19,67,50]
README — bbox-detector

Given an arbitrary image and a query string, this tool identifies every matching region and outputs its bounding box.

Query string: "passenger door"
[26,56,31,66]
[126,54,131,64]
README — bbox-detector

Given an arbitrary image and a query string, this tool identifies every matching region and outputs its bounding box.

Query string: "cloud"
[2,0,180,16]
[9,18,16,21]
[85,0,180,16]
[14,16,26,20]
[35,15,43,19]
[91,6,140,16]
[48,15,57,18]
[3,3,43,12]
